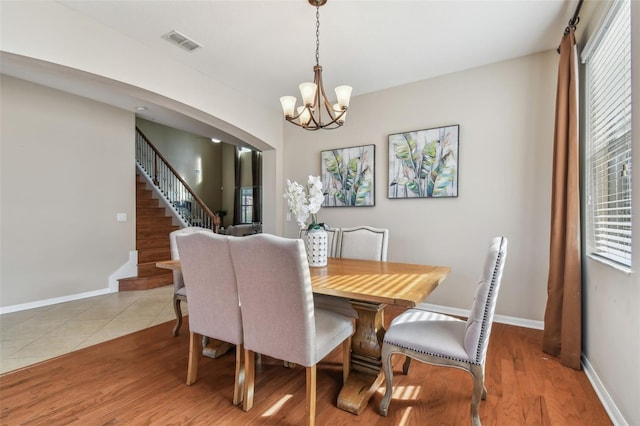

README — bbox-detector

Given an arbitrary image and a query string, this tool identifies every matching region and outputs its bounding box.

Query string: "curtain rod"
[557,0,584,53]
[565,0,584,34]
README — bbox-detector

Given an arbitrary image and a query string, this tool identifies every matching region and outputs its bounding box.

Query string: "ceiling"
[4,1,580,141]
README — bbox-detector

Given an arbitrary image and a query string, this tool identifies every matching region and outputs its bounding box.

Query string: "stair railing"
[135,127,217,230]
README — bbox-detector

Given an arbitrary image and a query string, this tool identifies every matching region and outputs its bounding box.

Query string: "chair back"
[176,231,243,345]
[338,226,389,261]
[299,228,339,257]
[463,236,508,364]
[229,233,316,367]
[169,226,212,292]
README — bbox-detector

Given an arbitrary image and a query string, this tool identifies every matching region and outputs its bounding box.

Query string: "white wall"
[0,75,135,308]
[578,2,640,425]
[284,51,557,323]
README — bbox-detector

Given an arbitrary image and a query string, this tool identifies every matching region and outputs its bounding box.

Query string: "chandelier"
[279,0,352,130]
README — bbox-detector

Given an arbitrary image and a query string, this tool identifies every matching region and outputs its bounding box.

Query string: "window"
[240,187,253,224]
[582,0,632,267]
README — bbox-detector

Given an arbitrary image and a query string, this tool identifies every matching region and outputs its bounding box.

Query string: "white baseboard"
[0,287,114,315]
[582,355,628,426]
[416,302,544,329]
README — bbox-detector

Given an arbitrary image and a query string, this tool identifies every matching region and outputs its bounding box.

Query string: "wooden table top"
[156,257,450,308]
[309,258,449,307]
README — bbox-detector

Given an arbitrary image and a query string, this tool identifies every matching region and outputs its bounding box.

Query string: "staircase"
[118,174,178,291]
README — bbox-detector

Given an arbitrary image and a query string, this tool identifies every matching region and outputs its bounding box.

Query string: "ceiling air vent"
[162,30,202,52]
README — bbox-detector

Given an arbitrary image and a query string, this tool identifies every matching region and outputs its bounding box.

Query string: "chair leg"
[378,346,394,416]
[172,295,183,336]
[242,349,255,412]
[402,356,412,374]
[469,364,484,426]
[306,365,317,426]
[232,344,245,406]
[186,332,200,385]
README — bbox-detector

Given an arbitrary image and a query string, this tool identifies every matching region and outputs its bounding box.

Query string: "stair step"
[137,198,160,207]
[137,225,178,239]
[136,188,154,200]
[137,236,171,250]
[138,247,171,263]
[138,261,172,276]
[137,207,166,217]
[136,216,173,226]
[118,272,173,291]
[136,191,156,200]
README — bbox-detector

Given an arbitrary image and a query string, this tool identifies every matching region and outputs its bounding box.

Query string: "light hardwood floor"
[0,304,611,425]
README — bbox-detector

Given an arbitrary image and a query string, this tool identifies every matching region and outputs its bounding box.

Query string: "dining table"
[156,256,450,415]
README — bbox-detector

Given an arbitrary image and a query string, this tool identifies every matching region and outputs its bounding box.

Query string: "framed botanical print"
[321,144,375,207]
[388,124,459,199]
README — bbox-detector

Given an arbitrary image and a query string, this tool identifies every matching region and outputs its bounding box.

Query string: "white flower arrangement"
[284,175,325,229]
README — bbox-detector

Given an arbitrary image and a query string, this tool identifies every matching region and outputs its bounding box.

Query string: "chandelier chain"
[315,5,320,66]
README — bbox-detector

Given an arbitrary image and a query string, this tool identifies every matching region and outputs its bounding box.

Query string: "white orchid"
[284,175,325,229]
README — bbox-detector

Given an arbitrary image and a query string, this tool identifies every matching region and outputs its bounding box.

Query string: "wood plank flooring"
[0,306,611,425]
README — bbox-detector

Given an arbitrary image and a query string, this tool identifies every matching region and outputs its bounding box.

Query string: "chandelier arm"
[285,117,310,129]
[318,82,337,120]
[286,115,343,130]
[286,106,309,121]
[313,66,324,125]
[302,106,345,129]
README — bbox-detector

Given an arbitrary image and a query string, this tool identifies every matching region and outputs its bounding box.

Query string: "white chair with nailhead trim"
[379,237,508,426]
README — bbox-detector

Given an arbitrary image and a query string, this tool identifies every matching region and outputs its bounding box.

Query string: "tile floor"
[0,285,184,374]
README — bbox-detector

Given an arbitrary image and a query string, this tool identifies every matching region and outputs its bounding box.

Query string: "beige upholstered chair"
[379,237,508,426]
[337,225,389,261]
[228,233,354,426]
[175,231,245,405]
[169,226,212,336]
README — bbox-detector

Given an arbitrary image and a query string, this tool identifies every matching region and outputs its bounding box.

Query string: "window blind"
[583,0,632,267]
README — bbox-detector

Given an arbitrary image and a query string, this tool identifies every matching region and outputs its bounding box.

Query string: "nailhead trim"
[474,236,506,363]
[384,340,481,365]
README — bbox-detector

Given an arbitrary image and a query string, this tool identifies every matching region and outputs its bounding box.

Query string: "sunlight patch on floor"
[376,384,422,400]
[399,406,414,425]
[261,394,293,417]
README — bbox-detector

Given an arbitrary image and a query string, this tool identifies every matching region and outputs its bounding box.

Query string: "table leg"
[337,301,387,415]
[201,336,233,359]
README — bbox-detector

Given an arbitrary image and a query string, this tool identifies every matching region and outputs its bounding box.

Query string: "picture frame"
[321,144,375,207]
[388,124,459,199]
